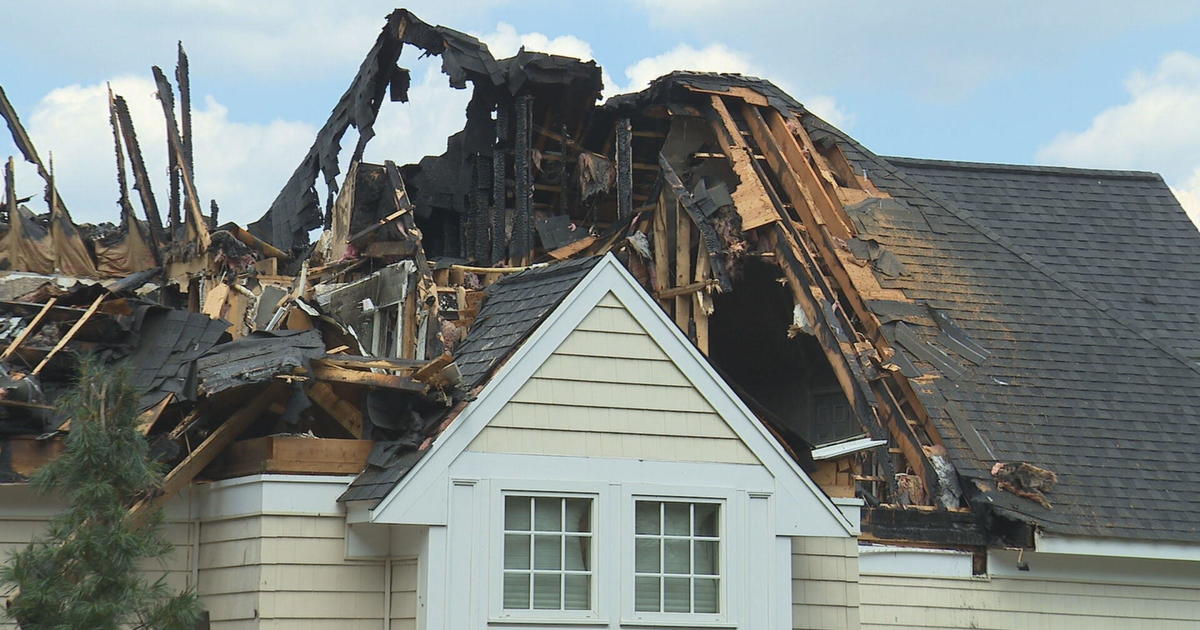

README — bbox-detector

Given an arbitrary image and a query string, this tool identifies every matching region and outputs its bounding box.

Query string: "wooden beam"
[127,383,282,524]
[654,280,718,300]
[135,393,174,436]
[652,187,672,311]
[151,66,209,249]
[111,94,167,249]
[311,363,428,393]
[693,247,711,355]
[306,381,363,438]
[315,355,426,371]
[206,436,372,479]
[31,294,104,375]
[1,297,57,360]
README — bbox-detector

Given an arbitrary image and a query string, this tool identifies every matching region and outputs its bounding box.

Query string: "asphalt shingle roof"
[808,118,1200,542]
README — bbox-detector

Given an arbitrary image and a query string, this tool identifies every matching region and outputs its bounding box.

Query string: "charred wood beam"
[152,66,210,248]
[106,85,135,221]
[3,156,14,224]
[861,506,988,547]
[656,154,732,292]
[0,85,69,215]
[470,153,491,262]
[157,63,181,234]
[510,94,534,262]
[176,42,194,191]
[112,94,167,249]
[615,118,633,221]
[491,103,509,264]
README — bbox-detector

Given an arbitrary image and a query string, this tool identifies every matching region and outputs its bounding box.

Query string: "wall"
[792,536,860,630]
[467,292,759,465]
[858,547,1200,630]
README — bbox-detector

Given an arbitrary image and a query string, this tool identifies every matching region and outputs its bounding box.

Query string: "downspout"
[383,557,392,630]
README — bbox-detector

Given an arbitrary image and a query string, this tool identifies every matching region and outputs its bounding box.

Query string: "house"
[2,7,1200,630]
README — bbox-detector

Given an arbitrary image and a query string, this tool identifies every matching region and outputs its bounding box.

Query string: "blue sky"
[2,1,1199,226]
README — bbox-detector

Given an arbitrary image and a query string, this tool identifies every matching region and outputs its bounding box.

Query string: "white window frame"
[620,485,738,627]
[488,482,609,623]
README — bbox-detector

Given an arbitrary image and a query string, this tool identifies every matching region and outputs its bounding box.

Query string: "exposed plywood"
[468,294,762,466]
[205,436,372,479]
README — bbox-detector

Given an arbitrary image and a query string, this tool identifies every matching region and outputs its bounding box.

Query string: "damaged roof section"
[3,7,1200,560]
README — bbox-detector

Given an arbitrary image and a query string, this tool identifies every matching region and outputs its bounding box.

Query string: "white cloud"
[1037,51,1200,225]
[479,22,595,61]
[9,76,315,226]
[620,43,853,128]
[361,65,472,166]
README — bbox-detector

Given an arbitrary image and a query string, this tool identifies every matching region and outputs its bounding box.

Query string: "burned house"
[2,8,1199,630]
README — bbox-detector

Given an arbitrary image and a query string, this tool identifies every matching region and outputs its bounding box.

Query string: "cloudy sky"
[2,0,1199,227]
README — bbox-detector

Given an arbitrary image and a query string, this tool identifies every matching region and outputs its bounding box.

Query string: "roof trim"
[884,155,1163,180]
[368,253,856,536]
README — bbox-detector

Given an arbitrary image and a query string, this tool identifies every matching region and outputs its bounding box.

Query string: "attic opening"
[709,258,860,447]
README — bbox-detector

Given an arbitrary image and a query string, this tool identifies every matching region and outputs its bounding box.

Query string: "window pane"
[533,534,562,570]
[635,501,660,534]
[534,497,561,531]
[663,539,690,574]
[504,534,530,570]
[565,498,590,532]
[694,578,719,613]
[635,538,660,572]
[564,574,590,610]
[694,503,718,537]
[663,502,690,535]
[634,576,660,612]
[504,496,530,531]
[532,573,562,609]
[503,573,530,609]
[694,540,718,575]
[564,535,590,571]
[663,577,691,612]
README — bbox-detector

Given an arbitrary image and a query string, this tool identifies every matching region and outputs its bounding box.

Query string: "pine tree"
[1,356,202,629]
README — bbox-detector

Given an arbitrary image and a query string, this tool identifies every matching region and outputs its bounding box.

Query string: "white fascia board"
[811,437,887,461]
[1035,531,1200,562]
[193,474,354,519]
[370,254,855,537]
[859,543,975,578]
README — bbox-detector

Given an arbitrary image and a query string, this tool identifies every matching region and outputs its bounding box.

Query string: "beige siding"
[0,516,196,629]
[859,572,1200,630]
[792,536,860,630]
[468,293,760,465]
[201,513,388,630]
[390,558,419,630]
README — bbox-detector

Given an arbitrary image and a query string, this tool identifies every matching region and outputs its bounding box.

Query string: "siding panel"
[469,295,762,466]
[793,536,860,630]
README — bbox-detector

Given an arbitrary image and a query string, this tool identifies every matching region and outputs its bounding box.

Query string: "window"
[633,500,720,614]
[502,495,592,611]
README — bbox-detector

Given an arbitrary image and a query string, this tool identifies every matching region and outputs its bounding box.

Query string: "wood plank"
[128,382,283,523]
[315,355,426,371]
[693,247,711,355]
[136,392,174,436]
[1,297,57,360]
[759,106,851,239]
[31,294,104,375]
[706,96,778,230]
[206,437,373,479]
[674,202,692,333]
[654,280,717,300]
[306,381,363,438]
[311,363,428,393]
[652,188,672,311]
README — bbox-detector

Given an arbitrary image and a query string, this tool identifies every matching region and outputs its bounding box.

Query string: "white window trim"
[488,480,612,624]
[620,484,742,627]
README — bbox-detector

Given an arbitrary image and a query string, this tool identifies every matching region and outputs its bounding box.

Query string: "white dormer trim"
[369,253,855,537]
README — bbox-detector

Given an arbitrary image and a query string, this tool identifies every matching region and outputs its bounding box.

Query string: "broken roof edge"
[366,253,857,536]
[884,155,1166,181]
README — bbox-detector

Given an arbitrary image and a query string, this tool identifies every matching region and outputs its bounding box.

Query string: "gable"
[467,292,760,465]
[369,255,854,537]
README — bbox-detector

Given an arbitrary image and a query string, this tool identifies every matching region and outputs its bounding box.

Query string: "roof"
[339,256,601,503]
[808,119,1200,542]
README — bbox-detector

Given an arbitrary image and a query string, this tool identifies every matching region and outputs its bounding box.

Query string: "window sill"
[620,619,736,628]
[489,617,609,626]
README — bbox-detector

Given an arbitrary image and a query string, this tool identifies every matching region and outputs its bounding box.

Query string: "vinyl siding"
[792,536,860,630]
[390,558,419,630]
[0,516,196,629]
[202,513,389,630]
[859,571,1200,629]
[468,292,760,465]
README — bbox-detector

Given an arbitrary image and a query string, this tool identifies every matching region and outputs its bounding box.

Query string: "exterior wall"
[468,293,759,465]
[199,513,388,629]
[859,548,1200,630]
[0,513,196,629]
[792,536,860,630]
[389,558,419,630]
